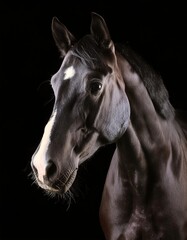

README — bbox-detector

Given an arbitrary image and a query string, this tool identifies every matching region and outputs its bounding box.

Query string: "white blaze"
[32,110,57,182]
[64,66,75,80]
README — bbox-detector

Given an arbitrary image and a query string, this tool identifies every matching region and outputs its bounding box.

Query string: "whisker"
[36,79,55,107]
[36,79,51,91]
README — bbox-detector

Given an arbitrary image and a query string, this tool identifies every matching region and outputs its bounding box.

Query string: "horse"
[30,12,187,240]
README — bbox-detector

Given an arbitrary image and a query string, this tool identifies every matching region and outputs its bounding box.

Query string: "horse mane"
[115,43,175,120]
[72,35,175,119]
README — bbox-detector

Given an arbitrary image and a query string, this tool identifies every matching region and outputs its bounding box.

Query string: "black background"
[1,1,187,239]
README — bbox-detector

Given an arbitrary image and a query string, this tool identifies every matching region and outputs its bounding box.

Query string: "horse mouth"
[36,168,78,194]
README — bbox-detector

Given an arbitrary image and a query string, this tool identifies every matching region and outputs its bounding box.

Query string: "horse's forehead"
[61,54,88,78]
[52,51,111,88]
[51,56,82,84]
[63,65,76,80]
[61,54,79,78]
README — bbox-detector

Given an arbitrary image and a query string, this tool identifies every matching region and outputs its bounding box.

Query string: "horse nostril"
[45,160,57,181]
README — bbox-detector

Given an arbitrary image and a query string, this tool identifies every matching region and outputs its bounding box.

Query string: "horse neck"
[114,54,179,192]
[117,53,168,153]
[99,54,187,236]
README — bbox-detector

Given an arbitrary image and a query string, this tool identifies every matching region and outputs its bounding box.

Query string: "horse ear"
[90,12,112,49]
[51,17,76,57]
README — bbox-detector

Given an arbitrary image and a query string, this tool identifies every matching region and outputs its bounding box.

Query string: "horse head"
[31,12,130,194]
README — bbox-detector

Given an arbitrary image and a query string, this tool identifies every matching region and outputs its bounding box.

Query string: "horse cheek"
[98,95,130,142]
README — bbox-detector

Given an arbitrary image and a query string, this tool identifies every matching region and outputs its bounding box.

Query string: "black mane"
[116,43,175,119]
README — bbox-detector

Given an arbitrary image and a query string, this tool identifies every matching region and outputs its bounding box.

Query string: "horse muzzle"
[31,157,78,194]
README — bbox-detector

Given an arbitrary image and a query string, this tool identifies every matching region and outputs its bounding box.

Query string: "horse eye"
[90,81,102,95]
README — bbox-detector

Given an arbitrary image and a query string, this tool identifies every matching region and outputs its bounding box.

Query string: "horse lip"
[36,179,60,192]
[35,168,78,194]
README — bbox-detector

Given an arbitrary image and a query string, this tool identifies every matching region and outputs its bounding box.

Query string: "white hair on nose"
[32,110,57,182]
